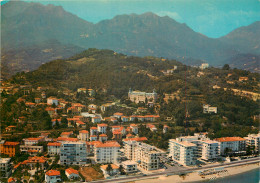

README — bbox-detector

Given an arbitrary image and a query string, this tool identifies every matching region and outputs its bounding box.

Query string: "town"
[0,72,259,182]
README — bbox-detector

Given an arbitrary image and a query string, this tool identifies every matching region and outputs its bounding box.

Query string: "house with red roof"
[97,123,108,134]
[65,168,80,179]
[45,170,61,183]
[78,130,89,141]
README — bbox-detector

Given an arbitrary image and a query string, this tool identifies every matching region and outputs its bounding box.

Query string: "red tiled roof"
[123,137,148,142]
[47,142,61,146]
[215,137,246,142]
[57,137,78,142]
[95,141,120,148]
[99,134,107,137]
[4,141,19,146]
[66,168,79,175]
[80,130,89,134]
[8,177,15,183]
[97,123,108,127]
[114,112,123,116]
[46,170,60,176]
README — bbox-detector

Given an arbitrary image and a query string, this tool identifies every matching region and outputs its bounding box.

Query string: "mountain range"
[1,1,260,78]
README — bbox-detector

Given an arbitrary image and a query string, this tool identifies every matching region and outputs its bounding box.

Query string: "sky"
[2,0,260,38]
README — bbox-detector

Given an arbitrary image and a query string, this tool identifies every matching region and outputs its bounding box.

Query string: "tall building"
[169,139,197,166]
[94,141,121,164]
[60,142,88,165]
[128,89,157,104]
[196,140,219,161]
[124,141,164,171]
[0,158,12,178]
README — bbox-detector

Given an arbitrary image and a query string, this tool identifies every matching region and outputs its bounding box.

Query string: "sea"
[199,168,260,183]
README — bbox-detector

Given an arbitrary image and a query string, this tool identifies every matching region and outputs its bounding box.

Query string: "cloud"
[156,11,182,22]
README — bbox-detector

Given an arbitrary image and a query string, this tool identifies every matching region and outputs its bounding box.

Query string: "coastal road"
[91,157,260,183]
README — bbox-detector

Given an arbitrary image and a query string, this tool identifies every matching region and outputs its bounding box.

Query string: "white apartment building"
[169,139,197,166]
[203,104,217,114]
[0,158,12,178]
[60,142,88,165]
[94,141,121,164]
[47,97,59,106]
[47,142,61,156]
[78,130,89,141]
[20,145,43,154]
[23,137,44,146]
[244,133,260,151]
[97,124,108,134]
[196,140,219,160]
[215,137,246,155]
[124,141,164,171]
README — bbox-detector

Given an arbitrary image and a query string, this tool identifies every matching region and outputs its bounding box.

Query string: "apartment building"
[78,130,89,141]
[0,158,12,178]
[169,139,197,166]
[97,124,108,134]
[124,141,164,171]
[23,137,44,146]
[20,145,43,155]
[215,137,246,155]
[60,142,88,165]
[94,141,121,164]
[196,140,219,161]
[47,142,61,156]
[244,133,260,151]
[0,141,20,157]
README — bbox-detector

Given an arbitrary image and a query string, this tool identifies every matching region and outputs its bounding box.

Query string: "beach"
[136,163,260,183]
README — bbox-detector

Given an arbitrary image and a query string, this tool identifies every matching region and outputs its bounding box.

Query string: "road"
[91,157,260,183]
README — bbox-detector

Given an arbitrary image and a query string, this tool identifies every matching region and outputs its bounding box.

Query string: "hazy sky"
[2,0,260,38]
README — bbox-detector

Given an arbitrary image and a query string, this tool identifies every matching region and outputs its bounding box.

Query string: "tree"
[119,165,125,175]
[222,64,230,70]
[106,164,113,175]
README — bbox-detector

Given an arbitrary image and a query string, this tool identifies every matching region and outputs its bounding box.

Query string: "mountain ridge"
[1,1,259,78]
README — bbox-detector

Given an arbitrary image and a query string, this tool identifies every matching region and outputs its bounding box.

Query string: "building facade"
[124,141,164,171]
[94,141,121,164]
[215,137,246,155]
[60,142,88,165]
[128,89,157,104]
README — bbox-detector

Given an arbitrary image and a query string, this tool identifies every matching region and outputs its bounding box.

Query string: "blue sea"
[199,168,260,183]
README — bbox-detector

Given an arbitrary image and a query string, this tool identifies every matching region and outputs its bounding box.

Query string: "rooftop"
[66,168,79,175]
[215,137,246,142]
[46,170,60,176]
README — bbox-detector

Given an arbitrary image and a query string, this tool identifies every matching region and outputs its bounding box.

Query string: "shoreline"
[136,163,260,183]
